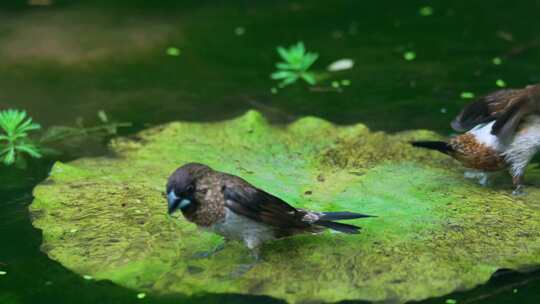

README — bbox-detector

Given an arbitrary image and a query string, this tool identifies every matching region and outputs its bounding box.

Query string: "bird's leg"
[512,174,526,196]
[504,134,540,196]
[230,239,262,278]
[192,241,226,259]
[249,246,262,262]
[464,171,490,186]
[508,156,529,196]
[478,172,490,187]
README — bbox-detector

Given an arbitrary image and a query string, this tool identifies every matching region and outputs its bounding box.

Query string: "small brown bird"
[413,84,540,195]
[166,163,372,259]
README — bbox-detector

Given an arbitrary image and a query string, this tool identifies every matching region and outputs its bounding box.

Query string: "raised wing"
[451,89,525,132]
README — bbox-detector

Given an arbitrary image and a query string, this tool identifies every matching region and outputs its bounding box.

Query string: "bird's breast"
[450,133,507,171]
[208,208,276,243]
[183,187,227,227]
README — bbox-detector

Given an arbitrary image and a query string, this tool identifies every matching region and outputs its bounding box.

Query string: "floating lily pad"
[30,110,540,303]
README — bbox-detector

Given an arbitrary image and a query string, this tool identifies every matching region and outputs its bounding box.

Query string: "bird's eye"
[186,184,194,192]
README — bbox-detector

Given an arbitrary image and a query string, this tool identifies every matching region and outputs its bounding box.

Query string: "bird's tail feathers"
[319,211,374,221]
[315,220,361,234]
[411,141,454,154]
[314,211,374,234]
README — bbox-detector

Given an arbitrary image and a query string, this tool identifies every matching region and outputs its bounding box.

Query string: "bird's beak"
[167,192,192,215]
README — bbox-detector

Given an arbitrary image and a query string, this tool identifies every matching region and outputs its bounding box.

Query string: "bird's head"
[166,163,210,216]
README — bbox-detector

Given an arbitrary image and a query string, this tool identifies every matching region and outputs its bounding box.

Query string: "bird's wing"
[451,89,527,133]
[222,182,310,229]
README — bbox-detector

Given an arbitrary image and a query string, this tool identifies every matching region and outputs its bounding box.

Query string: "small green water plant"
[0,108,131,168]
[0,109,42,166]
[271,41,319,87]
[39,110,130,145]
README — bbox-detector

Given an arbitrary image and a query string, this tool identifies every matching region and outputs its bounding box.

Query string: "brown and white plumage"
[413,85,540,195]
[166,163,372,257]
[451,83,540,140]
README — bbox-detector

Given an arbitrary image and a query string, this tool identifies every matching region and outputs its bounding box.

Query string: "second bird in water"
[413,83,540,195]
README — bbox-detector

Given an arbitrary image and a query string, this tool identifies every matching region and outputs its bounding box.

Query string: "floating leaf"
[30,111,540,303]
[496,79,507,88]
[493,57,503,65]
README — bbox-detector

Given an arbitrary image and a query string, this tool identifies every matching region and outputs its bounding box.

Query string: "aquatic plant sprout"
[0,109,42,165]
[496,79,507,88]
[271,41,319,87]
[0,108,131,168]
[460,91,475,99]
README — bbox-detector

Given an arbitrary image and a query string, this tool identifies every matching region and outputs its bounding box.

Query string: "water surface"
[1,1,540,303]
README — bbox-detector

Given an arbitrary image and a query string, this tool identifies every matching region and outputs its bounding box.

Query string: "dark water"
[1,1,540,303]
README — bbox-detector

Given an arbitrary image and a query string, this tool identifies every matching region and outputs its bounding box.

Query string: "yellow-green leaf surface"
[30,110,540,303]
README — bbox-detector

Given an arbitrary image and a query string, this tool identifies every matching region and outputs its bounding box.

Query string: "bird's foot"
[228,248,263,278]
[464,171,490,187]
[229,262,257,278]
[478,173,490,187]
[512,185,527,196]
[192,243,225,259]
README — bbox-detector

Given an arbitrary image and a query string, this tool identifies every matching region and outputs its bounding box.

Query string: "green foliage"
[0,109,42,166]
[0,108,131,168]
[39,110,130,145]
[271,41,319,87]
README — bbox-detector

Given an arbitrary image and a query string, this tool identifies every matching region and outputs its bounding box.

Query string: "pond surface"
[1,0,540,303]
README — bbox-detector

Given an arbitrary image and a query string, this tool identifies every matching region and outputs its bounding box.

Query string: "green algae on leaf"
[30,111,540,303]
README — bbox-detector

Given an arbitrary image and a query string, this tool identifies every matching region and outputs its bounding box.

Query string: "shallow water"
[1,0,540,303]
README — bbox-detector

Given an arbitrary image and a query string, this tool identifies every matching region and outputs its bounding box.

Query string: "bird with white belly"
[412,84,540,195]
[166,163,373,262]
